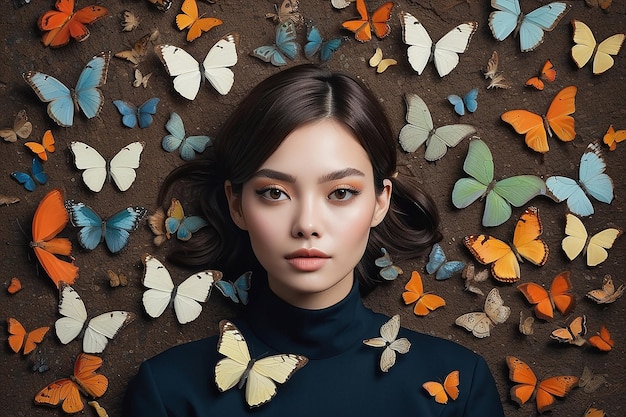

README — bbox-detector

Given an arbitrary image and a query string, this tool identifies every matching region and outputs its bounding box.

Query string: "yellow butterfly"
[571,20,625,75]
[423,370,460,404]
[562,213,622,267]
[587,274,624,304]
[363,314,411,372]
[369,47,397,73]
[215,320,308,408]
[176,0,222,42]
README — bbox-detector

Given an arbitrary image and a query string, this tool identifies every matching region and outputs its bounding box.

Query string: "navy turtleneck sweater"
[124,282,504,416]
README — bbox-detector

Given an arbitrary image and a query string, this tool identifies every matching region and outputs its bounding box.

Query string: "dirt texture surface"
[1,0,625,416]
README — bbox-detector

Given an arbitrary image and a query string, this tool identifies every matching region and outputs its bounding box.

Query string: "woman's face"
[226,119,391,309]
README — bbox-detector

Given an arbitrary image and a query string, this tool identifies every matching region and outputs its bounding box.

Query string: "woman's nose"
[291,198,321,238]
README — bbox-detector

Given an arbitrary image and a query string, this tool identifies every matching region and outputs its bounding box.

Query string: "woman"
[124,65,504,416]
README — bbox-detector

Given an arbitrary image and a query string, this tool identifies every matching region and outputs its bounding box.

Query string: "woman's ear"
[371,179,392,227]
[224,180,248,231]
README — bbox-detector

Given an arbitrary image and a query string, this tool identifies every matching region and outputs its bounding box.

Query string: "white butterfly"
[55,282,135,354]
[215,320,308,408]
[155,33,239,100]
[69,141,145,193]
[363,314,411,372]
[455,288,510,338]
[399,11,478,77]
[399,93,476,161]
[141,254,222,324]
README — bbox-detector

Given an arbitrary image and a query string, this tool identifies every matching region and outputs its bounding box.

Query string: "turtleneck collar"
[243,280,370,360]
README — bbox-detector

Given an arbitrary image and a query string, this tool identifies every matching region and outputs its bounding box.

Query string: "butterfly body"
[517,271,574,320]
[456,288,510,338]
[342,0,393,42]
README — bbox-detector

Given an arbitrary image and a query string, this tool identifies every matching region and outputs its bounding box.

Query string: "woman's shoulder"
[144,335,220,375]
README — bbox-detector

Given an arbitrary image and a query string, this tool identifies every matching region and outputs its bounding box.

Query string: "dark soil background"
[1,0,625,416]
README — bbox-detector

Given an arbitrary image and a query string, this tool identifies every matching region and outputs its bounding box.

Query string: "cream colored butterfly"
[455,288,510,338]
[215,320,308,408]
[586,275,624,304]
[369,47,397,73]
[562,213,622,267]
[363,314,411,372]
[571,20,625,75]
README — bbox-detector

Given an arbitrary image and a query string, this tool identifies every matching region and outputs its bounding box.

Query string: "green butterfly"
[452,138,546,227]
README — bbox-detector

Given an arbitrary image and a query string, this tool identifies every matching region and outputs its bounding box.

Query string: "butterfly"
[399,93,476,162]
[7,318,49,355]
[584,406,607,417]
[423,370,460,404]
[133,68,152,88]
[37,0,108,48]
[546,142,613,217]
[375,247,403,281]
[402,271,446,316]
[70,141,145,193]
[304,23,342,62]
[107,269,129,288]
[448,88,478,116]
[215,271,252,305]
[142,254,222,324]
[455,288,510,338]
[562,213,622,267]
[65,201,147,253]
[425,243,465,281]
[518,311,535,336]
[32,354,50,374]
[165,198,209,241]
[363,314,411,372]
[517,271,575,321]
[579,367,607,394]
[603,125,626,151]
[525,60,556,90]
[113,98,159,129]
[506,356,579,413]
[331,0,353,9]
[156,33,239,99]
[29,189,78,288]
[368,47,397,73]
[550,315,587,346]
[147,207,168,246]
[23,51,111,127]
[24,130,55,161]
[488,1,570,52]
[11,158,48,192]
[587,275,624,304]
[121,10,140,32]
[501,86,577,154]
[452,139,546,227]
[176,0,222,42]
[88,401,109,417]
[341,0,393,42]
[115,33,151,66]
[252,20,299,66]
[56,282,135,353]
[588,325,614,351]
[1,109,32,142]
[483,51,511,89]
[148,0,172,11]
[34,353,108,413]
[7,277,22,294]
[399,12,478,77]
[163,112,212,161]
[461,263,489,296]
[0,194,20,206]
[266,0,304,26]
[215,319,308,407]
[571,20,625,75]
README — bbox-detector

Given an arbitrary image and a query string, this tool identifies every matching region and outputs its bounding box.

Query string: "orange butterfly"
[30,189,78,288]
[34,353,108,414]
[525,60,556,90]
[506,356,579,414]
[7,277,22,294]
[517,271,575,321]
[423,370,460,404]
[341,0,393,42]
[584,405,606,417]
[501,86,577,153]
[464,206,549,283]
[550,315,587,346]
[25,130,55,161]
[7,318,49,355]
[588,325,614,352]
[38,0,108,48]
[603,124,626,151]
[402,271,445,316]
[176,0,223,42]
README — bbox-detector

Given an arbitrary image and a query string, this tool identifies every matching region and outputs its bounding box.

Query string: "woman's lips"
[285,249,330,272]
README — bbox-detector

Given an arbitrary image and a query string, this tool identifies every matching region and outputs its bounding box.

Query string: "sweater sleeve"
[463,356,505,417]
[123,361,169,417]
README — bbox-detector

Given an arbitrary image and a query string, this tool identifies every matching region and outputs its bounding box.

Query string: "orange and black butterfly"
[38,0,108,48]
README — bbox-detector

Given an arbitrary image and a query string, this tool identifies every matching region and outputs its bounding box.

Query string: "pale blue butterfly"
[11,158,47,192]
[65,201,147,253]
[164,198,209,241]
[215,271,252,305]
[162,112,212,161]
[426,243,465,281]
[252,20,299,66]
[113,98,160,128]
[375,248,403,281]
[23,51,111,127]
[546,142,614,217]
[448,88,478,116]
[452,138,546,227]
[489,0,570,52]
[304,23,342,62]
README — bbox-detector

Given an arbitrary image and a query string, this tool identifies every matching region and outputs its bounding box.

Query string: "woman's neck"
[268,275,355,309]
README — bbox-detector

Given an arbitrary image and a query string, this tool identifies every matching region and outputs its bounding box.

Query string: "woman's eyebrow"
[252,167,365,184]
[252,169,296,183]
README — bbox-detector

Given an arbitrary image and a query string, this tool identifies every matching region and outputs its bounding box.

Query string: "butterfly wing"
[156,44,202,100]
[34,378,83,413]
[517,281,554,320]
[113,100,139,128]
[571,20,597,69]
[579,142,614,205]
[425,243,445,275]
[464,234,519,282]
[84,311,134,353]
[304,25,323,59]
[341,0,371,42]
[7,318,27,353]
[1,109,32,142]
[55,283,88,345]
[103,207,147,253]
[202,33,239,95]
[275,21,300,60]
[562,213,588,261]
[433,22,478,77]
[109,141,145,192]
[141,254,176,319]
[518,2,570,52]
[587,227,622,267]
[603,125,626,151]
[501,110,547,153]
[215,320,252,391]
[512,206,549,266]
[593,34,625,74]
[443,370,460,401]
[136,98,160,129]
[462,88,478,113]
[427,125,476,162]
[484,287,511,325]
[546,176,593,216]
[399,12,432,75]
[550,315,586,344]
[398,93,434,153]
[506,356,538,406]
[173,270,221,324]
[162,112,185,153]
[75,51,111,119]
[423,381,449,404]
[69,142,107,192]
[545,86,577,143]
[370,2,393,39]
[72,353,109,398]
[66,201,104,250]
[588,325,614,351]
[456,312,493,338]
[23,71,74,127]
[535,375,579,413]
[176,216,209,241]
[248,354,308,407]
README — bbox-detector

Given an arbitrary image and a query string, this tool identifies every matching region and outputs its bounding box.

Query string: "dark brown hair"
[160,65,441,292]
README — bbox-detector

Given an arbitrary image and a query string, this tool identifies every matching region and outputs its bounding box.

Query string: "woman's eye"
[329,188,358,201]
[258,187,288,201]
